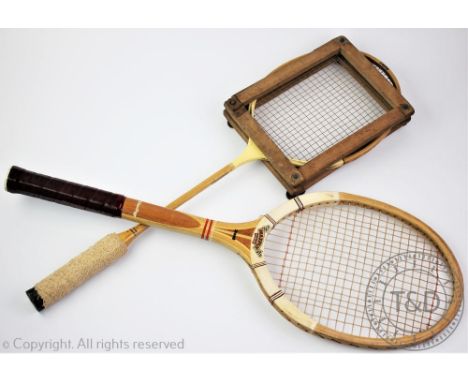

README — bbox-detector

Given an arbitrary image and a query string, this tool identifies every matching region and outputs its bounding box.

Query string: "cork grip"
[26,234,128,311]
[6,166,125,217]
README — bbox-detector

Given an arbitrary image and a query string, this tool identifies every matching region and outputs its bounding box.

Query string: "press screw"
[291,173,300,181]
[229,99,237,105]
[401,104,411,111]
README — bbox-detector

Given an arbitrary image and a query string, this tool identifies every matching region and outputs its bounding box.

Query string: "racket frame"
[122,191,463,348]
[224,36,415,197]
[250,192,463,348]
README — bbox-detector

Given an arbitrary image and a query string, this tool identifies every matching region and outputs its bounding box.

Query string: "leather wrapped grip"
[6,166,125,217]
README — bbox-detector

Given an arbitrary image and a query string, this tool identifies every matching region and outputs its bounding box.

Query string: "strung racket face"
[252,60,387,162]
[251,193,463,348]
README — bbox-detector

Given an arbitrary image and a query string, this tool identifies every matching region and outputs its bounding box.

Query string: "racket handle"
[6,166,125,217]
[26,233,128,311]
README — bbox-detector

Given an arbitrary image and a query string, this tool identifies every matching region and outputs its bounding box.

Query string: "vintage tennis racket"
[8,44,405,310]
[6,167,463,348]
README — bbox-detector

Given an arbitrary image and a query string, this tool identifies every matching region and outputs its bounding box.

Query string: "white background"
[0,29,466,352]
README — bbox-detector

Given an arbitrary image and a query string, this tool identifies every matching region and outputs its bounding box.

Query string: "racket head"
[249,192,463,348]
[245,52,400,169]
[225,36,414,196]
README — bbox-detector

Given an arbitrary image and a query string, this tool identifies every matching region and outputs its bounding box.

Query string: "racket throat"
[231,139,266,168]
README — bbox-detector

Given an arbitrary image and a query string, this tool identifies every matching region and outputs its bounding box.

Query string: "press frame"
[224,36,415,196]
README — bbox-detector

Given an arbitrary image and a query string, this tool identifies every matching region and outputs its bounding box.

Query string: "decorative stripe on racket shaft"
[6,166,125,217]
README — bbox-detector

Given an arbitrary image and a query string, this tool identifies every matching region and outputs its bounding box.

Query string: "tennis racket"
[8,52,401,310]
[6,167,463,348]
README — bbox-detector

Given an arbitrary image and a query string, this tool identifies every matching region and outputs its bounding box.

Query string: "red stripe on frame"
[201,219,209,239]
[205,219,213,240]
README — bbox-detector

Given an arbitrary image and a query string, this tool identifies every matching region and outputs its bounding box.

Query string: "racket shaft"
[122,198,210,237]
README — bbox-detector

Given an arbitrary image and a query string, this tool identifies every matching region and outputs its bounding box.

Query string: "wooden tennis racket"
[7,49,404,310]
[6,167,463,349]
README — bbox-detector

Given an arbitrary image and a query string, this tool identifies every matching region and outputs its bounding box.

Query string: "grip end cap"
[5,165,21,193]
[26,287,45,312]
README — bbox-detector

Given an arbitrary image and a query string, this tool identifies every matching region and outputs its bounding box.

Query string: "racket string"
[263,203,454,338]
[253,62,387,162]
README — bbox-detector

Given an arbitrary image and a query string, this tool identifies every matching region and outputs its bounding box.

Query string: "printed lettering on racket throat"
[252,226,270,258]
[365,252,460,348]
